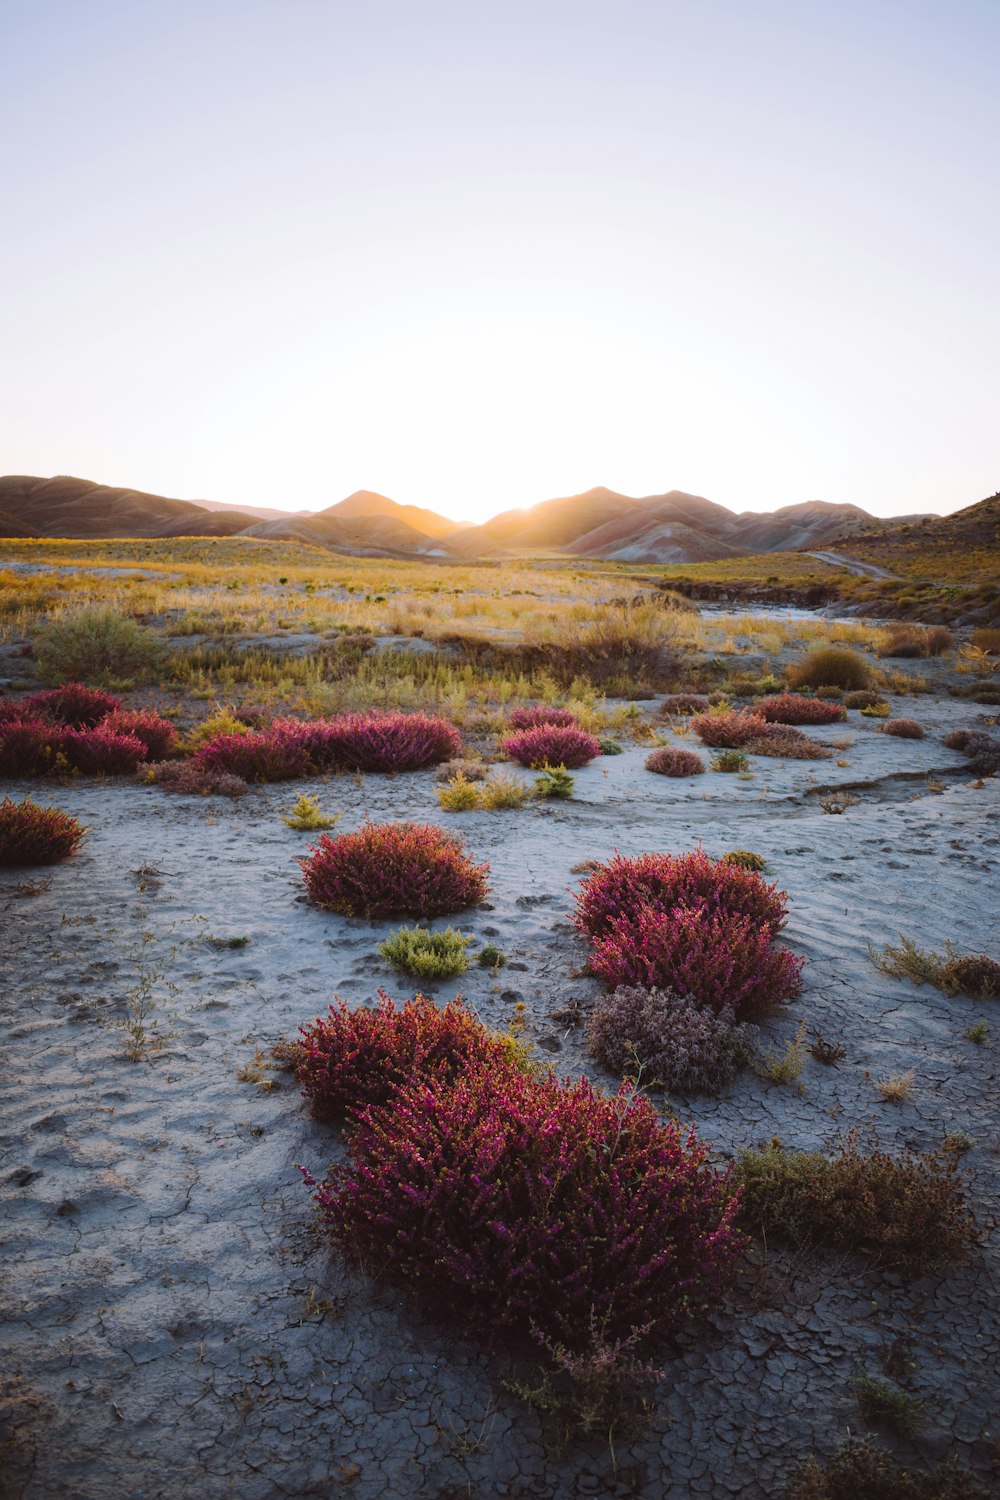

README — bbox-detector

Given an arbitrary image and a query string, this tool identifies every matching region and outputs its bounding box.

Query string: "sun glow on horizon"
[2,2,997,524]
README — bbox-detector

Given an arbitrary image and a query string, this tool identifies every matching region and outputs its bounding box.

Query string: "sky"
[2,0,997,524]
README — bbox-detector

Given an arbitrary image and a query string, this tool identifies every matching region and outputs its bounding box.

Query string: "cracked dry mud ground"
[2,700,999,1499]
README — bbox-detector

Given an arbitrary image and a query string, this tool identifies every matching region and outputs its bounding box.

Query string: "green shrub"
[282,793,342,831]
[851,1371,926,1439]
[843,690,883,710]
[378,925,473,979]
[436,771,483,811]
[710,749,750,773]
[534,765,575,799]
[783,1441,987,1500]
[477,943,507,968]
[734,1131,974,1274]
[35,608,163,684]
[720,849,768,872]
[787,648,870,691]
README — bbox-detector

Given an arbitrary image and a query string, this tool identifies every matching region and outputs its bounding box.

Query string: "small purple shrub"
[690,710,768,748]
[0,795,87,865]
[880,718,924,740]
[757,693,846,725]
[277,710,461,773]
[25,683,121,727]
[194,728,310,781]
[587,985,754,1092]
[645,747,706,776]
[508,705,581,730]
[100,709,177,759]
[501,724,602,768]
[574,847,788,940]
[587,901,804,1016]
[300,820,490,918]
[59,726,148,775]
[295,992,516,1120]
[0,717,62,777]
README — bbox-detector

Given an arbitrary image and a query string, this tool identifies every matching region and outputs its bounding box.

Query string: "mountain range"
[0,472,945,564]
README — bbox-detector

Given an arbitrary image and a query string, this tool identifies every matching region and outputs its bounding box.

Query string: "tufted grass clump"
[783,1440,988,1500]
[734,1131,975,1274]
[850,1372,927,1439]
[786,647,870,692]
[645,747,705,777]
[379,926,473,980]
[587,985,754,1094]
[300,820,490,918]
[710,748,750,773]
[860,700,891,718]
[720,849,768,872]
[282,793,342,831]
[0,796,87,865]
[533,765,575,799]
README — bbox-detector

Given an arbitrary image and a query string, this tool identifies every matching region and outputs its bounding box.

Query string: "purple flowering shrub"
[587,985,754,1093]
[295,991,517,1120]
[0,717,62,777]
[300,820,490,918]
[0,795,87,865]
[100,709,177,759]
[194,728,310,781]
[501,724,602,768]
[574,847,788,940]
[690,710,768,748]
[277,710,460,772]
[587,903,803,1016]
[59,726,148,774]
[305,1061,744,1364]
[507,705,581,730]
[757,693,846,725]
[645,747,706,776]
[15,683,121,727]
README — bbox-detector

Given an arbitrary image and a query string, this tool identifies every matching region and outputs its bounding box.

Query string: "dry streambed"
[1,693,999,1500]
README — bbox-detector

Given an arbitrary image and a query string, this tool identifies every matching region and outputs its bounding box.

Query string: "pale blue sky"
[2,0,997,521]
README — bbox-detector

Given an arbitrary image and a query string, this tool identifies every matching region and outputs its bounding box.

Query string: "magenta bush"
[645,747,706,777]
[507,705,581,730]
[501,724,601,769]
[0,795,87,865]
[757,693,846,725]
[277,710,460,773]
[100,709,177,759]
[0,717,62,777]
[300,820,490,918]
[588,902,804,1016]
[194,728,311,782]
[24,683,122,727]
[880,719,924,740]
[295,992,516,1120]
[574,847,788,941]
[690,710,768,748]
[59,726,148,774]
[306,1061,744,1361]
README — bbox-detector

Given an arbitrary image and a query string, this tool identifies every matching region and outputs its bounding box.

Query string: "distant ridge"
[0,472,942,564]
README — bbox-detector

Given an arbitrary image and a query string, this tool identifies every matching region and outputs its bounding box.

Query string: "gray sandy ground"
[2,696,999,1499]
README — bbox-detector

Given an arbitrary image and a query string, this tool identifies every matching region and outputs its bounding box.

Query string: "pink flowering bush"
[300,820,490,918]
[507,705,581,730]
[194,728,310,782]
[0,717,62,777]
[305,1060,744,1365]
[20,683,121,727]
[645,747,706,777]
[574,847,788,941]
[295,992,518,1120]
[100,709,177,760]
[690,710,768,748]
[59,726,148,775]
[501,724,601,769]
[757,693,846,725]
[587,902,804,1016]
[277,710,460,773]
[0,796,87,865]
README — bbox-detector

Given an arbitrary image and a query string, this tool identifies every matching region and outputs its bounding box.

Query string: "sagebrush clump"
[658,693,709,717]
[587,985,754,1093]
[0,796,87,865]
[300,820,490,918]
[34,608,163,683]
[786,647,870,691]
[880,718,924,739]
[783,1441,987,1500]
